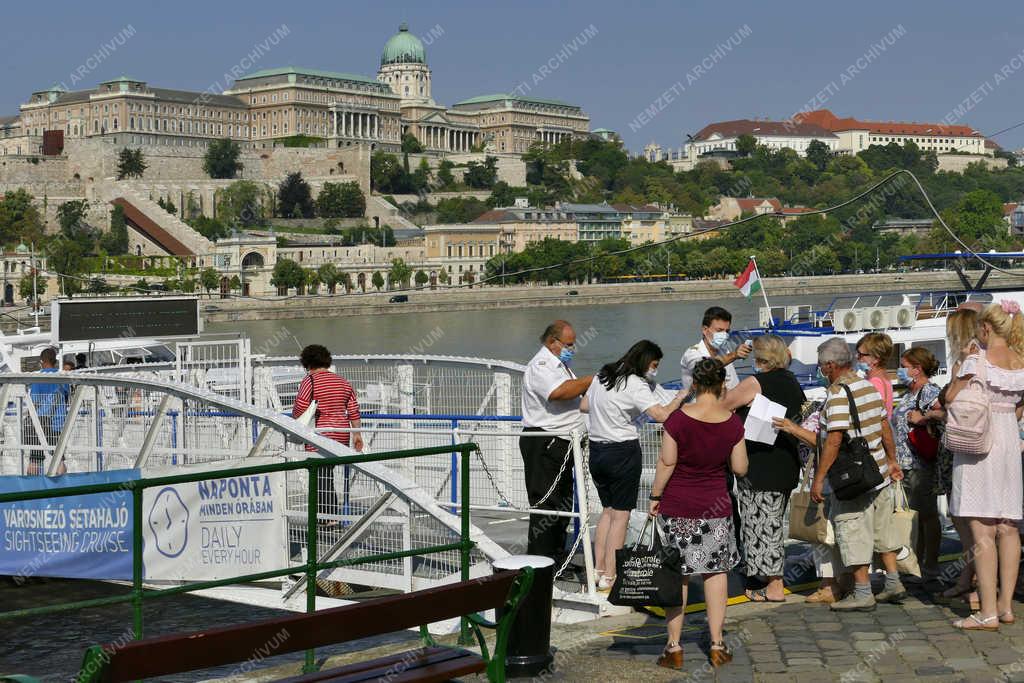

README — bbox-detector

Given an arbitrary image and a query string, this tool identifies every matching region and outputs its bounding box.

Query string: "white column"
[373,115,378,139]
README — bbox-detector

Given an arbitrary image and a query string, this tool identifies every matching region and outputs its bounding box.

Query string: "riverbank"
[200,270,1018,323]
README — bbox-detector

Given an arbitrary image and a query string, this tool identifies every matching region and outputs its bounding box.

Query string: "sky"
[4,0,1024,153]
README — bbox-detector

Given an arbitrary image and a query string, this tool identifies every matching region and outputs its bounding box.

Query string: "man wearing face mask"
[681,306,750,395]
[520,320,595,568]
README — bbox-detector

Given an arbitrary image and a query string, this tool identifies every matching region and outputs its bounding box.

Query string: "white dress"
[949,355,1024,520]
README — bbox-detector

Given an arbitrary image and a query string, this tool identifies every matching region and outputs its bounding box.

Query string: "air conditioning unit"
[892,305,916,328]
[833,308,864,332]
[865,306,891,330]
[786,305,813,324]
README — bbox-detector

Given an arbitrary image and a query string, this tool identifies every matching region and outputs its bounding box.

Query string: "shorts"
[903,466,938,518]
[588,439,642,511]
[831,483,899,567]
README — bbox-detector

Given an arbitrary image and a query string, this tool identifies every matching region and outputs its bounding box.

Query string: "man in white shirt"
[680,306,750,392]
[521,320,594,566]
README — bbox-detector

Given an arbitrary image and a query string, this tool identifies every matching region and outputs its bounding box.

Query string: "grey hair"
[817,337,852,367]
[540,320,571,344]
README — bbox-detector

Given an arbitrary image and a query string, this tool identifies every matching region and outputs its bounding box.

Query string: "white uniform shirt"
[585,374,659,443]
[680,339,739,392]
[522,346,583,432]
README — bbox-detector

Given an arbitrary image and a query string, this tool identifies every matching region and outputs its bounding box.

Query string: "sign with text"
[0,469,137,580]
[142,459,287,581]
[53,296,201,343]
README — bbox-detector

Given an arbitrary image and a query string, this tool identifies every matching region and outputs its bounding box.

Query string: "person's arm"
[881,418,903,481]
[944,355,977,404]
[811,430,843,503]
[346,385,363,451]
[350,418,363,451]
[548,375,594,401]
[720,341,752,366]
[721,376,759,412]
[729,438,749,477]
[579,394,589,413]
[645,391,686,422]
[292,375,312,419]
[773,417,816,447]
[647,428,678,517]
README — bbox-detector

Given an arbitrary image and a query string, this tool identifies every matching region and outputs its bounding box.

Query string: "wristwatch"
[648,494,662,501]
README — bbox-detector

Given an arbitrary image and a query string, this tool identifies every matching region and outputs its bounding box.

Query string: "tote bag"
[789,458,830,544]
[608,518,683,607]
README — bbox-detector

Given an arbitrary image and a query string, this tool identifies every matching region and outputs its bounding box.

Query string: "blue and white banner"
[0,469,138,580]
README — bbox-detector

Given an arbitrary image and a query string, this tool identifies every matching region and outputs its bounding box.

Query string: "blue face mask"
[559,347,574,366]
[710,331,729,350]
[896,367,912,385]
[854,361,870,374]
[816,367,830,387]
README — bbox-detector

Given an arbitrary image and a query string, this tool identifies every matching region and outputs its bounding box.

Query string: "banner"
[142,458,287,581]
[0,469,138,580]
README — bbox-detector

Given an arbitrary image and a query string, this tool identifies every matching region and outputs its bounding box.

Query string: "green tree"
[436,160,456,189]
[156,196,177,214]
[371,271,385,291]
[316,182,365,218]
[87,277,111,294]
[805,139,831,172]
[388,258,412,289]
[116,147,147,180]
[317,263,340,293]
[277,172,314,218]
[228,275,242,292]
[44,237,84,296]
[341,272,353,293]
[203,138,243,179]
[435,197,489,223]
[735,134,758,157]
[464,156,499,189]
[199,267,220,296]
[181,278,197,293]
[414,270,428,288]
[371,152,410,193]
[270,258,304,293]
[401,132,424,153]
[304,269,320,294]
[187,216,231,241]
[57,199,96,247]
[100,205,129,255]
[18,270,45,301]
[411,158,432,192]
[0,189,44,246]
[217,181,266,228]
[438,268,449,285]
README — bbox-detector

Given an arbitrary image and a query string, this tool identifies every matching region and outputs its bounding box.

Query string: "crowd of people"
[518,301,1024,670]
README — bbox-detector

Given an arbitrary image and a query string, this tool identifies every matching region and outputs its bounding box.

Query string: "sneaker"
[875,584,907,604]
[830,592,877,612]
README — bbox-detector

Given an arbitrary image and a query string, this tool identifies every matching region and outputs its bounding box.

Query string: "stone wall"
[0,156,69,183]
[936,154,1009,173]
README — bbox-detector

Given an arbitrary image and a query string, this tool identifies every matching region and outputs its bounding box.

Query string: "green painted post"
[304,463,318,674]
[458,447,472,646]
[132,485,144,640]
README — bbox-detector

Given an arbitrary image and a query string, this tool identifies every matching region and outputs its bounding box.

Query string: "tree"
[435,197,489,223]
[0,189,44,246]
[411,158,432,192]
[414,270,429,288]
[341,272,353,293]
[229,275,242,292]
[388,258,412,289]
[181,278,197,293]
[317,263,340,293]
[304,269,321,294]
[277,172,314,218]
[371,152,410,193]
[44,237,84,296]
[217,181,266,228]
[116,147,147,180]
[316,182,365,218]
[199,267,220,296]
[438,268,450,285]
[156,196,177,214]
[57,199,96,247]
[401,132,424,153]
[465,156,499,189]
[87,277,111,294]
[371,271,384,291]
[735,134,758,157]
[806,139,831,172]
[270,258,305,293]
[18,270,45,301]
[436,160,456,189]
[100,205,129,255]
[203,138,243,179]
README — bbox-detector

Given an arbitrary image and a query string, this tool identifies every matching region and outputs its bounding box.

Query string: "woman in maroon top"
[648,358,748,670]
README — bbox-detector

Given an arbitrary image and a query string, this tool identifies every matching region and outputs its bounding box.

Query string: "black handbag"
[608,518,683,607]
[827,383,884,501]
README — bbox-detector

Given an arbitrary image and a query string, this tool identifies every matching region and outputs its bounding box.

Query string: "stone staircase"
[367,195,420,231]
[95,180,214,255]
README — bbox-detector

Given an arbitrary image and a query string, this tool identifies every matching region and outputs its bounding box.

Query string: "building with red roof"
[796,109,989,156]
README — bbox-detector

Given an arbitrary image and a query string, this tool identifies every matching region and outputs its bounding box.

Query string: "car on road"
[660,286,674,292]
[566,290,579,296]
[388,295,409,303]
[203,305,221,312]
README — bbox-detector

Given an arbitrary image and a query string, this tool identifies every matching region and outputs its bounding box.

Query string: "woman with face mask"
[723,334,805,602]
[581,339,687,592]
[944,300,1024,630]
[892,347,942,583]
[856,333,895,419]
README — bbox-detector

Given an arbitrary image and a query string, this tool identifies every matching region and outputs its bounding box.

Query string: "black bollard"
[493,554,555,677]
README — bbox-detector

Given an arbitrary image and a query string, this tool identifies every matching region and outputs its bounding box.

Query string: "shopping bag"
[608,518,683,607]
[889,481,920,577]
[789,459,830,544]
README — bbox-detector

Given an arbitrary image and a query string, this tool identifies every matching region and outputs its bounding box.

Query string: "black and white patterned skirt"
[736,486,789,577]
[656,515,739,575]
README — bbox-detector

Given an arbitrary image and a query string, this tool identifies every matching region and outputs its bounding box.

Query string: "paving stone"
[914,664,957,675]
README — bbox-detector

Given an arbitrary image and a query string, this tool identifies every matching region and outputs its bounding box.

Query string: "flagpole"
[750,255,772,326]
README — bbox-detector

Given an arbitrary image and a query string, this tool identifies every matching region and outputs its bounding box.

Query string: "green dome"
[381,23,426,65]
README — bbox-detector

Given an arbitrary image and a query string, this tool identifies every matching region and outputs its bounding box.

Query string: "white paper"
[744,393,787,445]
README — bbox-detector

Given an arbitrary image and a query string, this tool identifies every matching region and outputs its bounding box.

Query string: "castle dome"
[381,23,426,65]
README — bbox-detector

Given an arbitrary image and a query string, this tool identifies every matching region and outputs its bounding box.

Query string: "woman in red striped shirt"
[292,345,363,519]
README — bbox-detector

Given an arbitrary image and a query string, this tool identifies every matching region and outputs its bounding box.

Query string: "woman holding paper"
[723,334,804,602]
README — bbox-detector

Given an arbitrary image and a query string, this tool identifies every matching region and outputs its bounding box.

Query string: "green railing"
[0,443,479,675]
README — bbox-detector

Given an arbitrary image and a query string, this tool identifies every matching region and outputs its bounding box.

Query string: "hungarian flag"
[734,260,761,299]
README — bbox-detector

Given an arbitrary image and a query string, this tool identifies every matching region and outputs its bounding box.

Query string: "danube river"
[207,294,839,375]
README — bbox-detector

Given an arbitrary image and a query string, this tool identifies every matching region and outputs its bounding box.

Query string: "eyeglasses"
[556,338,576,350]
[857,352,872,358]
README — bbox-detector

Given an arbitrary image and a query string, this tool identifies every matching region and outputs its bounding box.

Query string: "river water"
[207,293,839,375]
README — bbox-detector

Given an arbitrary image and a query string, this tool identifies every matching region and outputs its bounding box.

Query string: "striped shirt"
[292,370,361,449]
[820,376,889,487]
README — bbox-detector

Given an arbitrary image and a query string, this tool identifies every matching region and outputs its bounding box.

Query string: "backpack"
[943,351,992,457]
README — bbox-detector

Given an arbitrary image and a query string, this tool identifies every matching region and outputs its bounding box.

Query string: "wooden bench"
[72,568,533,683]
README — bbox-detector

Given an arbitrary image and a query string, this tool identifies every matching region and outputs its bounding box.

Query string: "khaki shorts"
[831,484,899,567]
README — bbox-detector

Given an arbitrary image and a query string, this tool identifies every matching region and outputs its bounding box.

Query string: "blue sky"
[5,0,1024,152]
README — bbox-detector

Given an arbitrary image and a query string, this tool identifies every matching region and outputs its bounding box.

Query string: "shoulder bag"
[789,455,830,544]
[296,372,320,427]
[827,383,884,501]
[908,384,941,462]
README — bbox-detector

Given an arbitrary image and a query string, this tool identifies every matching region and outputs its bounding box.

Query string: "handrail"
[0,442,479,676]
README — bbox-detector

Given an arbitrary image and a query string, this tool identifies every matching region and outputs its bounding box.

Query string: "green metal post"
[132,485,143,640]
[304,463,317,674]
[458,447,472,646]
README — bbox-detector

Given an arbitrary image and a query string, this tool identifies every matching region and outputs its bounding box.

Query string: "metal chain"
[553,438,592,583]
[473,448,516,508]
[532,439,574,508]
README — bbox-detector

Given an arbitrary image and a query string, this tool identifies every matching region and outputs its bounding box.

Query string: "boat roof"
[898,251,1024,260]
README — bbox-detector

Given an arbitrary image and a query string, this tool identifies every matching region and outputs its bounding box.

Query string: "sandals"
[953,613,999,631]
[657,643,683,670]
[596,574,616,592]
[709,641,732,667]
[1000,611,1016,625]
[745,588,785,603]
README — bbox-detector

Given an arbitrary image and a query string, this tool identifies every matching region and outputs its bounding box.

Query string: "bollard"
[493,554,555,677]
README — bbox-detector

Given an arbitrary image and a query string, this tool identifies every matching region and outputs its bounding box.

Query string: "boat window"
[144,345,175,362]
[909,340,948,370]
